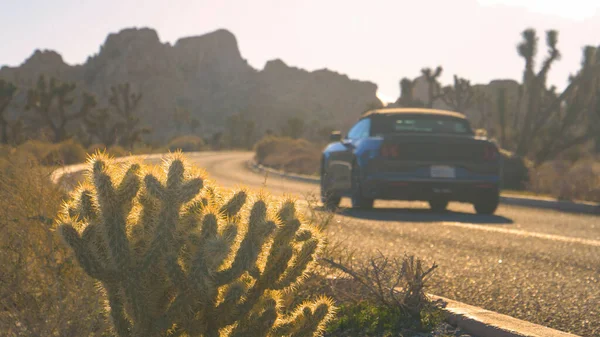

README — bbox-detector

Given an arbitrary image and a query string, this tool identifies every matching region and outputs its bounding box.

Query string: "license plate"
[430,165,455,178]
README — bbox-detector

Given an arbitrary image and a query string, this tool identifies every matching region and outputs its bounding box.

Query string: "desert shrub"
[15,140,87,166]
[56,152,334,336]
[529,158,600,202]
[106,145,129,157]
[500,149,532,190]
[53,139,88,165]
[167,135,205,152]
[87,143,108,154]
[0,155,108,336]
[254,136,321,175]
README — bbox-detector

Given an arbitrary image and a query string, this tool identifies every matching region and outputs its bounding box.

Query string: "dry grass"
[254,136,321,175]
[528,157,600,202]
[15,139,88,166]
[0,152,109,336]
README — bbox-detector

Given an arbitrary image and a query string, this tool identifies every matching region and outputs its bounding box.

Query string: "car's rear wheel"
[321,164,341,211]
[473,190,499,215]
[351,163,374,209]
[428,198,449,212]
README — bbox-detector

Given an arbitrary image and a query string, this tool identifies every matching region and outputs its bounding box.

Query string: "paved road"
[179,152,598,336]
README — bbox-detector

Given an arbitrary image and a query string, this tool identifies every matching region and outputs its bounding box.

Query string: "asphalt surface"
[181,152,599,336]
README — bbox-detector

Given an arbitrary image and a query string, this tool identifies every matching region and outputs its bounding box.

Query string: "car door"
[328,118,370,191]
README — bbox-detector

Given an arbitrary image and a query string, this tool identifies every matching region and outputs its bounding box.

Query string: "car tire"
[351,163,374,209]
[474,190,499,215]
[428,199,449,212]
[321,165,341,211]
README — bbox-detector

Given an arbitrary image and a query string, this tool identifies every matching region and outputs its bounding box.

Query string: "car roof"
[361,108,467,119]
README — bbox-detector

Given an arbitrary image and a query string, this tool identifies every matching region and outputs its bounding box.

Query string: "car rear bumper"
[361,175,499,202]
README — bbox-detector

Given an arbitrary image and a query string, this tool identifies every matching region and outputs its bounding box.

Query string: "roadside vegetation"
[0,151,454,336]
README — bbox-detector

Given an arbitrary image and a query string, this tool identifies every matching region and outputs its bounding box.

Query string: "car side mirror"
[329,131,342,142]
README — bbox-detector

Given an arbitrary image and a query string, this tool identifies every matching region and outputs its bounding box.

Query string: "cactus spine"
[57,152,334,337]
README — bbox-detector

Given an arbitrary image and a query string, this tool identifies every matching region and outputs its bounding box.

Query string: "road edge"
[248,161,600,215]
[51,155,582,337]
[429,294,580,337]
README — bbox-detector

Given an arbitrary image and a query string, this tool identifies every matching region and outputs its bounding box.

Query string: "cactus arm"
[273,300,334,337]
[273,238,319,290]
[219,190,247,218]
[91,160,133,274]
[229,298,278,337]
[105,282,132,337]
[59,224,105,279]
[215,200,276,285]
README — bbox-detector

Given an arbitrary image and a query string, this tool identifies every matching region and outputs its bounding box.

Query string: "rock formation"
[0,27,380,142]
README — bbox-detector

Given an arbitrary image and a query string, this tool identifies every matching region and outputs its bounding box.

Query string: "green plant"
[323,252,439,331]
[56,152,334,337]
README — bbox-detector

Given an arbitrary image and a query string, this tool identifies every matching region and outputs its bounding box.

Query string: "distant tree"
[83,108,120,147]
[190,118,201,133]
[421,66,444,108]
[593,83,600,152]
[173,106,190,132]
[472,91,494,135]
[0,79,17,144]
[395,78,425,107]
[363,101,384,113]
[25,75,96,142]
[441,75,476,112]
[280,117,305,139]
[512,29,600,163]
[108,83,150,149]
[496,88,508,147]
[225,113,256,149]
[213,131,224,149]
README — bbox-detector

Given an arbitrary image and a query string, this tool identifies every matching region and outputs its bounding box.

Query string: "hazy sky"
[1,0,599,103]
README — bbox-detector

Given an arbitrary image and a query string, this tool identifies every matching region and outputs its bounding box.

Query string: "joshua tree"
[109,83,149,149]
[421,66,444,108]
[25,75,96,142]
[441,75,476,112]
[496,88,508,147]
[0,79,17,144]
[225,113,256,148]
[280,117,305,139]
[83,108,120,147]
[57,152,334,337]
[513,29,600,162]
[395,78,425,107]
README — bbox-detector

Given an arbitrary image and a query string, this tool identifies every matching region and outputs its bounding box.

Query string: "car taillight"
[483,144,498,161]
[380,143,400,158]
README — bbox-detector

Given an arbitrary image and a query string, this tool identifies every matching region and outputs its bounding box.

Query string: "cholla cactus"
[57,152,334,337]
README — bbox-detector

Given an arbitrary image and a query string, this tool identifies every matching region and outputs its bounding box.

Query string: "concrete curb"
[249,161,600,215]
[430,294,579,337]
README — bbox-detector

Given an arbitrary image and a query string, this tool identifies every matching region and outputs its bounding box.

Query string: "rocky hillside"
[0,27,380,142]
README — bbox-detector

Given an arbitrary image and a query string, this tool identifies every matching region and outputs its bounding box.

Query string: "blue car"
[320,108,502,214]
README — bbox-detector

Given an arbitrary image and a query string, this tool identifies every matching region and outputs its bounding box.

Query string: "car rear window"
[372,115,473,135]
